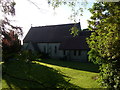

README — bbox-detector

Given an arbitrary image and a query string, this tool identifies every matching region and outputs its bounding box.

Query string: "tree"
[2,30,21,62]
[0,0,23,62]
[0,0,22,34]
[87,2,120,88]
[48,0,87,21]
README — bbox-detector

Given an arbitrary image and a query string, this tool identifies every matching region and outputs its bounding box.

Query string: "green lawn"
[2,59,101,89]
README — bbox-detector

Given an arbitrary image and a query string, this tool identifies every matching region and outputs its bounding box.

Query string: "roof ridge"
[32,22,80,28]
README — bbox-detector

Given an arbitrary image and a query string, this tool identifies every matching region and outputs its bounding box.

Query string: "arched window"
[44,46,46,53]
[63,50,66,55]
[54,46,57,53]
[74,50,77,56]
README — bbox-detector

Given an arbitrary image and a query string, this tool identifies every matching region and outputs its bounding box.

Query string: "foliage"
[70,26,79,37]
[2,30,21,62]
[15,50,51,63]
[15,50,40,62]
[47,0,87,18]
[0,0,16,15]
[0,0,23,62]
[0,0,23,36]
[38,52,50,59]
[87,2,120,88]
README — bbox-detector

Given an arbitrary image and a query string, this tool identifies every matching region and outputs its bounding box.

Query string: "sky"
[12,0,95,39]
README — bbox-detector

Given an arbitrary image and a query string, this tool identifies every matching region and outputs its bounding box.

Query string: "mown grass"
[2,59,101,89]
[34,59,100,88]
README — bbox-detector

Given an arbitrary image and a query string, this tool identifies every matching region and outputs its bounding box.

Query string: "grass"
[34,59,100,88]
[2,59,101,89]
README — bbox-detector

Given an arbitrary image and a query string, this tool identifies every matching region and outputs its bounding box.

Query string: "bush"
[15,50,40,62]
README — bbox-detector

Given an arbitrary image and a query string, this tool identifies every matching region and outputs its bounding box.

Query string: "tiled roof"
[23,23,80,43]
[59,36,89,50]
[59,31,92,50]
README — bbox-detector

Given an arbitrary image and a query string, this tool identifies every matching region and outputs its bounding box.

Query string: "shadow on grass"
[38,59,99,73]
[2,60,84,89]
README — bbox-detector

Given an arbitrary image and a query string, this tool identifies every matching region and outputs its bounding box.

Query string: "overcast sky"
[13,0,95,39]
